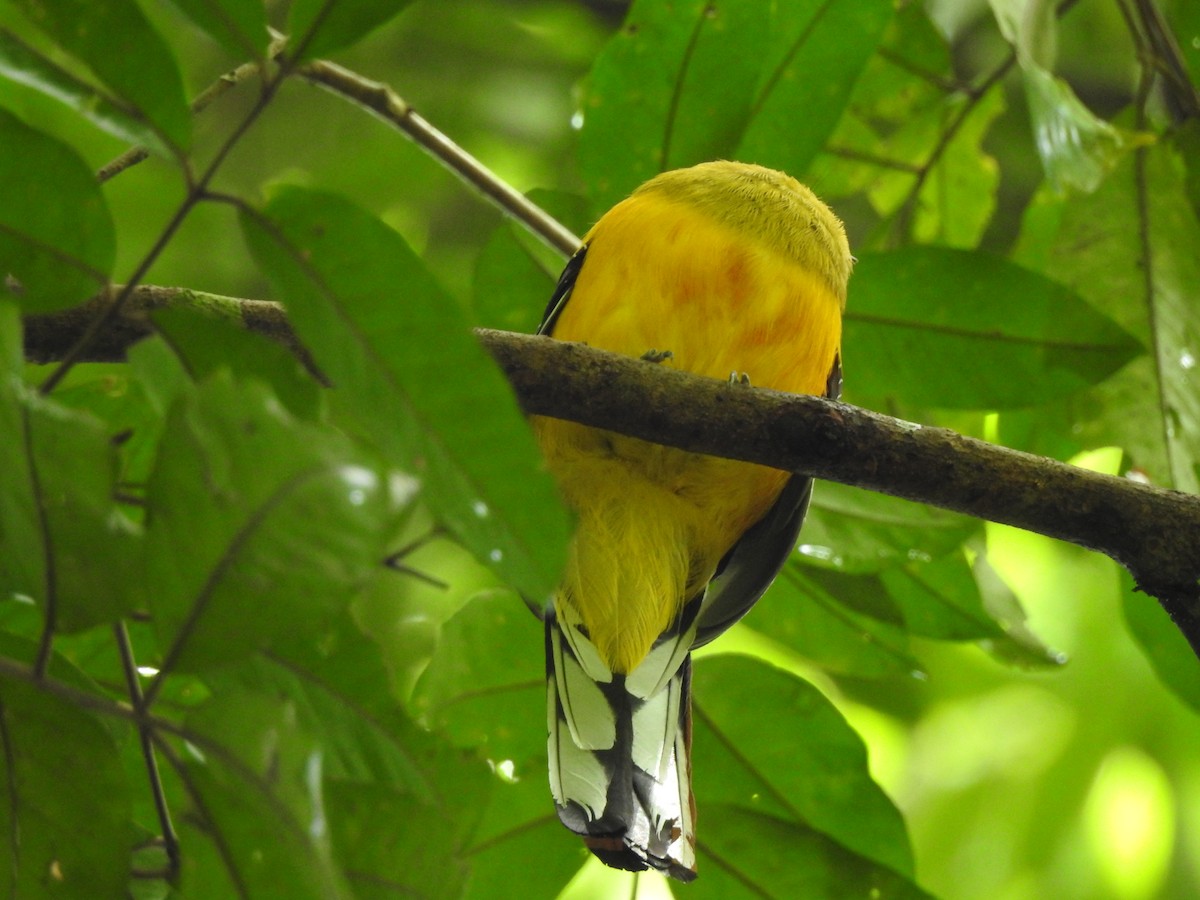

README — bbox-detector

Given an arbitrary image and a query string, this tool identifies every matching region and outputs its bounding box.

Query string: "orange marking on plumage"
[534,187,842,674]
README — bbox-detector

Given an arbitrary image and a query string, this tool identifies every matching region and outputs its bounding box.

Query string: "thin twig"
[96,36,287,184]
[824,145,923,174]
[297,58,581,256]
[114,621,180,882]
[25,406,57,681]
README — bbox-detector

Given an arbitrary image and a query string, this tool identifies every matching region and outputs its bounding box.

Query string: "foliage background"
[2,0,1200,898]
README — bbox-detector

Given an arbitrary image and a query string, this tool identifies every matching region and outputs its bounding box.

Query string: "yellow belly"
[533,192,842,673]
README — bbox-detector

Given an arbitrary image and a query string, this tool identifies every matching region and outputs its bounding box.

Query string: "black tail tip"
[583,835,698,883]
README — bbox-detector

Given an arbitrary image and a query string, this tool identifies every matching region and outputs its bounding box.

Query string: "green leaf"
[910,89,1004,248]
[692,655,915,877]
[845,246,1144,410]
[175,689,350,898]
[145,372,412,674]
[1121,573,1200,716]
[989,0,1127,192]
[153,304,321,420]
[746,565,922,678]
[223,612,449,793]
[1019,66,1128,193]
[578,0,769,211]
[811,4,952,200]
[0,303,40,600]
[326,780,470,899]
[168,0,267,59]
[0,27,168,152]
[240,187,570,602]
[463,774,583,898]
[198,619,500,897]
[800,482,979,574]
[288,0,415,62]
[877,552,1002,641]
[8,0,190,149]
[779,552,1001,643]
[578,0,891,210]
[0,662,131,899]
[0,107,114,313]
[0,306,142,630]
[412,590,545,766]
[694,805,931,898]
[1010,146,1200,491]
[737,0,893,179]
[472,221,557,334]
[22,393,143,630]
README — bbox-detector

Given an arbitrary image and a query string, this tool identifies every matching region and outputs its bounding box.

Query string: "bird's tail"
[545,603,698,881]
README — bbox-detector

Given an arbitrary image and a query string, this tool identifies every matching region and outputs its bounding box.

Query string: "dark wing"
[693,353,842,647]
[538,244,588,336]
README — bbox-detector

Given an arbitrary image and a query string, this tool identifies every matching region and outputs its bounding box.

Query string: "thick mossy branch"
[23,289,1200,653]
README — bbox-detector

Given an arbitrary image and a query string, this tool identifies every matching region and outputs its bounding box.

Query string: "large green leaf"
[0,27,168,152]
[288,0,415,61]
[472,222,558,335]
[0,651,131,899]
[909,90,1005,248]
[876,552,1001,641]
[579,0,890,211]
[144,372,411,675]
[800,482,978,574]
[240,187,570,602]
[412,590,545,767]
[737,0,892,179]
[845,246,1143,410]
[0,107,114,313]
[461,774,582,899]
[0,304,142,630]
[786,553,1001,642]
[578,0,768,211]
[173,689,350,898]
[224,612,450,793]
[1010,146,1200,491]
[153,305,320,420]
[989,0,1126,193]
[810,3,952,200]
[695,805,931,898]
[692,655,916,877]
[168,0,267,59]
[1120,572,1200,716]
[21,393,142,631]
[746,567,921,678]
[8,0,190,149]
[326,780,470,899]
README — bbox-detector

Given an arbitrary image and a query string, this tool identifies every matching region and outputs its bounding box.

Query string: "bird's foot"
[641,349,674,364]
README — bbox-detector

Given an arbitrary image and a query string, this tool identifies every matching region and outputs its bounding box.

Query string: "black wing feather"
[694,353,842,647]
[538,244,588,336]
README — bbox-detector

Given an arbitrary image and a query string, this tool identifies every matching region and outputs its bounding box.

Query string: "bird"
[531,160,851,881]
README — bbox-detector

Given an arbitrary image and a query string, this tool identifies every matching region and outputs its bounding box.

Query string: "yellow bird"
[532,161,851,880]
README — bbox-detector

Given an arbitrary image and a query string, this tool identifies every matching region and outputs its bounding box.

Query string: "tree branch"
[20,289,1200,655]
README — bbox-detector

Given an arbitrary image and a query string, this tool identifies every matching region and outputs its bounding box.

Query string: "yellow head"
[629,160,852,307]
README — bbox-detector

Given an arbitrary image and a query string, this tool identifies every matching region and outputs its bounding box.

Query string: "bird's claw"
[641,349,674,363]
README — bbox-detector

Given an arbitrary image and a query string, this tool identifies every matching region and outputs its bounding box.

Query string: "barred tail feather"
[546,613,697,881]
